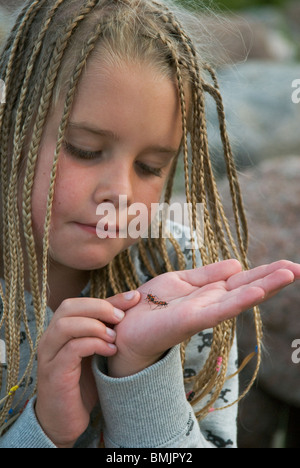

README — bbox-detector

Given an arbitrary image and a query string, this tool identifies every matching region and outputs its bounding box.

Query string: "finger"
[227,260,300,290]
[231,268,295,297]
[208,286,266,326]
[61,337,117,362]
[182,270,295,335]
[200,286,265,330]
[45,337,117,378]
[53,297,125,324]
[105,290,141,311]
[176,259,243,287]
[40,316,117,362]
[175,286,265,340]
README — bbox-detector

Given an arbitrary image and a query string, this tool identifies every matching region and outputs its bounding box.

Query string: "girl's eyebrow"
[67,121,117,140]
[67,121,179,157]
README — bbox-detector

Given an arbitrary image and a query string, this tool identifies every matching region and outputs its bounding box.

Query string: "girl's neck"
[21,258,90,312]
[46,264,90,312]
[16,234,91,311]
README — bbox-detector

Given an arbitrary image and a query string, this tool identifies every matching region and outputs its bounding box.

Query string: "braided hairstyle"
[0,0,262,426]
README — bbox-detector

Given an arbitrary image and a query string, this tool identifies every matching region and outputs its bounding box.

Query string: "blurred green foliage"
[175,0,288,11]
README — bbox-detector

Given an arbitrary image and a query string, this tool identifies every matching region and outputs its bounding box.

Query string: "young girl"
[0,0,299,448]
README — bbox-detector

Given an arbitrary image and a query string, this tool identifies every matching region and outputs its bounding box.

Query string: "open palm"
[108,259,300,377]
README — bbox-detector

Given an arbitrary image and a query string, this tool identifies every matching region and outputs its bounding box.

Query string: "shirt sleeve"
[0,397,56,448]
[92,342,237,448]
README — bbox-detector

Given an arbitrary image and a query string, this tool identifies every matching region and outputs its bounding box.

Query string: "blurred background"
[0,0,299,448]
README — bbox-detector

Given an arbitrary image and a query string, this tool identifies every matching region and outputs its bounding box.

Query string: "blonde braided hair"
[0,0,262,427]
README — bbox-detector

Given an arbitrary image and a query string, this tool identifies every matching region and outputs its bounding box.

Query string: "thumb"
[106,290,141,311]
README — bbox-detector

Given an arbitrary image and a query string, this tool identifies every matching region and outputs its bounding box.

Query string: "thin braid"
[166,234,186,270]
[0,0,35,75]
[144,5,262,418]
[0,0,101,413]
[164,153,179,204]
[0,0,53,420]
[90,267,108,299]
[0,0,45,295]
[39,5,103,321]
[143,11,232,396]
[108,260,123,294]
[6,0,66,360]
[202,77,248,261]
[123,249,141,288]
[159,6,225,264]
[154,2,261,419]
[157,6,219,264]
[137,239,160,278]
[22,0,100,342]
[3,37,66,412]
[156,3,208,263]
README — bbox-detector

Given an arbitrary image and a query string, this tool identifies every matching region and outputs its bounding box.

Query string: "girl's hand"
[35,293,140,448]
[108,260,300,378]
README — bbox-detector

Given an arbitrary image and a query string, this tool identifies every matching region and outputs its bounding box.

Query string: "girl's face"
[31,59,184,271]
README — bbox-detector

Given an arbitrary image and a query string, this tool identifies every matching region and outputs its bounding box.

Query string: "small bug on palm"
[145,291,168,309]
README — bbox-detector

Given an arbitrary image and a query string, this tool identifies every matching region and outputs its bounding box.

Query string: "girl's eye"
[63,141,163,177]
[136,161,163,178]
[63,141,102,160]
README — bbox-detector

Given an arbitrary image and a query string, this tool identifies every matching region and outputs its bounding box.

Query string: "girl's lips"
[75,222,97,235]
[76,222,120,236]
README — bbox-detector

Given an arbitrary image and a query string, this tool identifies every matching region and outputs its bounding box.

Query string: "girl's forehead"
[69,57,181,112]
[46,56,185,153]
[82,53,175,85]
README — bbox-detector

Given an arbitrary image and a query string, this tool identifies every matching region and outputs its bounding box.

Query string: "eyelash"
[63,141,163,178]
[136,161,162,178]
[63,141,102,160]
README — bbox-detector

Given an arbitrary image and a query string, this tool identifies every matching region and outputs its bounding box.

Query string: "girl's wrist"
[107,352,164,378]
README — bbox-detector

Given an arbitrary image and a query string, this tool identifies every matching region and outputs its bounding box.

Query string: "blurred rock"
[220,156,300,404]
[206,62,300,175]
[286,0,300,50]
[0,1,23,12]
[201,7,297,65]
[242,6,297,62]
[0,6,13,48]
[238,385,283,448]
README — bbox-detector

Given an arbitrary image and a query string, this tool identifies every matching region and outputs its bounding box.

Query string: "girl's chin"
[51,245,130,271]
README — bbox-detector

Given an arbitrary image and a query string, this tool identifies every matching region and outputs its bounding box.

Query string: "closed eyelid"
[62,141,103,160]
[67,121,179,158]
[62,141,164,177]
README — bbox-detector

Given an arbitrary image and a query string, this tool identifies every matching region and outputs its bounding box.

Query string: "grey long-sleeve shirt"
[0,226,238,448]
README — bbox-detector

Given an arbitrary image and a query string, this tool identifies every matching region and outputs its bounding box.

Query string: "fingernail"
[108,343,117,350]
[113,307,125,320]
[124,291,136,301]
[106,327,116,338]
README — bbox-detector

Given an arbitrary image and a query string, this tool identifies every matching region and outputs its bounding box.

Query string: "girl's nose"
[93,163,133,208]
